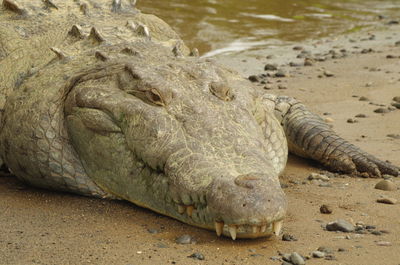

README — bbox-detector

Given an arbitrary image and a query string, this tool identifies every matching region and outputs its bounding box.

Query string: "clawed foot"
[325,151,399,178]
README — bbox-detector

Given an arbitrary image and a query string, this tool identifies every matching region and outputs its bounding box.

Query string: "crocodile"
[0,0,398,240]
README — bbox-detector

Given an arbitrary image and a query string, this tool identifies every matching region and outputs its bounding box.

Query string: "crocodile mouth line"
[173,202,283,240]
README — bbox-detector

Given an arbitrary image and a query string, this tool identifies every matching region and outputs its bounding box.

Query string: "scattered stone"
[386,54,398,59]
[147,228,159,234]
[282,262,292,265]
[270,256,281,261]
[326,219,354,232]
[393,96,400,103]
[376,241,392,246]
[282,233,298,241]
[308,173,330,181]
[304,58,314,66]
[264,64,278,71]
[264,84,273,90]
[375,180,396,191]
[359,96,369,101]
[373,108,390,113]
[391,102,400,109]
[248,75,261,82]
[175,234,194,244]
[387,134,400,139]
[312,251,325,258]
[278,84,288,90]
[323,70,334,77]
[156,242,168,248]
[282,253,292,262]
[337,248,346,252]
[324,117,334,123]
[293,46,303,51]
[365,82,373,87]
[317,246,334,254]
[324,254,336,261]
[361,48,374,54]
[355,114,367,118]
[395,41,400,46]
[371,230,382,236]
[188,253,204,260]
[275,70,287,78]
[320,204,333,214]
[347,118,357,123]
[376,197,397,204]
[290,252,305,265]
[365,225,376,230]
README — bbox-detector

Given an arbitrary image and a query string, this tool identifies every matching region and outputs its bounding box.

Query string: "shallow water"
[138,0,399,56]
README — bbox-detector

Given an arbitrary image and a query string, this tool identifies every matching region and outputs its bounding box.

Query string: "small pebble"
[308,173,330,181]
[282,233,298,241]
[278,84,288,90]
[293,46,303,51]
[371,230,382,236]
[317,246,334,254]
[374,108,390,113]
[365,82,373,87]
[375,180,396,191]
[387,134,400,139]
[386,54,397,59]
[264,64,278,71]
[304,58,314,66]
[320,204,333,214]
[175,234,194,244]
[391,102,400,109]
[326,219,354,232]
[359,96,369,101]
[355,114,367,118]
[312,251,325,258]
[248,75,261,82]
[347,118,357,123]
[290,252,305,265]
[188,253,204,260]
[147,229,159,234]
[264,84,273,90]
[324,117,334,123]
[376,241,392,246]
[275,70,287,78]
[323,70,334,77]
[376,197,397,204]
[393,96,400,103]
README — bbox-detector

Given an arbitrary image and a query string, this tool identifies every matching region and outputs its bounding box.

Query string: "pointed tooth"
[177,205,185,214]
[228,225,237,240]
[260,225,267,233]
[215,221,224,237]
[89,27,105,43]
[273,220,283,236]
[68,25,84,39]
[50,47,67,60]
[252,225,259,234]
[111,0,121,12]
[95,51,108,61]
[186,206,194,217]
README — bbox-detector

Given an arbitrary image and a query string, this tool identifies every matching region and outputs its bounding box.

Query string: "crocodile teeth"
[50,47,67,60]
[260,225,267,233]
[215,221,224,237]
[252,225,259,234]
[273,220,283,236]
[186,205,194,217]
[228,225,237,240]
[177,205,185,214]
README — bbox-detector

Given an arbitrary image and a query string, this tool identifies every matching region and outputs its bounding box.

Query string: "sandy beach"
[1,22,400,265]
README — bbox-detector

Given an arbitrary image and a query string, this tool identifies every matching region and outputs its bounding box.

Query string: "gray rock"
[355,113,367,118]
[323,70,334,77]
[347,118,357,123]
[248,75,261,82]
[391,102,400,109]
[359,96,369,101]
[312,251,325,258]
[374,108,390,113]
[275,70,287,78]
[393,96,400,103]
[387,134,400,139]
[326,219,354,232]
[320,204,333,214]
[175,234,194,244]
[282,253,292,262]
[308,173,330,181]
[376,197,397,204]
[375,180,397,191]
[290,252,305,265]
[376,241,392,246]
[282,233,298,241]
[188,253,204,260]
[264,64,278,71]
[281,262,292,265]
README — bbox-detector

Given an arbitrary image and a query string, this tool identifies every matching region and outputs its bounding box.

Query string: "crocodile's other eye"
[146,88,165,106]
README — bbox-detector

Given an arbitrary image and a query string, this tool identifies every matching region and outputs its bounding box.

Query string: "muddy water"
[138,0,399,56]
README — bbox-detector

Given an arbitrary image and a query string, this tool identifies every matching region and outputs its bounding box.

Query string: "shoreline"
[1,24,400,265]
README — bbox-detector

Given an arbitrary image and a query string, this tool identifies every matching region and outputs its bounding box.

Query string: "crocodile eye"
[146,89,165,106]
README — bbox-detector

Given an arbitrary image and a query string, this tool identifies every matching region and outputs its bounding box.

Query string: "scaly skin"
[0,0,398,239]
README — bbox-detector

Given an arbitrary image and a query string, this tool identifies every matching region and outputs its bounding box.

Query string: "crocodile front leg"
[262,94,399,177]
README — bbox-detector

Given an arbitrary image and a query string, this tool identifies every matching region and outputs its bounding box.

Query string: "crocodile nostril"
[234,174,262,189]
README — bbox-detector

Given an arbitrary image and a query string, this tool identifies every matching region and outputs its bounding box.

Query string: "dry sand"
[1,25,400,265]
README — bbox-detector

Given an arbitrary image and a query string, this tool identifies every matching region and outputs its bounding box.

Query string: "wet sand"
[1,25,400,265]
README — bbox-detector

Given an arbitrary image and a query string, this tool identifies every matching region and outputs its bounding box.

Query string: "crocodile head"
[64,52,287,239]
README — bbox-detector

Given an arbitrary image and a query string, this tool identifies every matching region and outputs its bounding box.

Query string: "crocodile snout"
[206,173,287,239]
